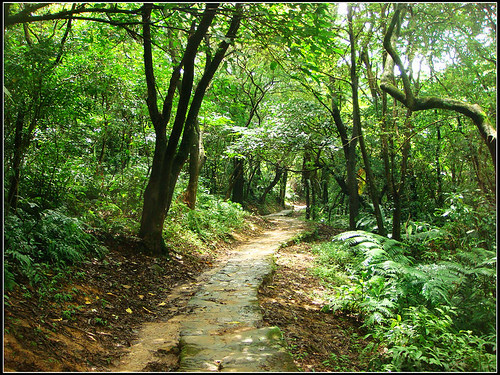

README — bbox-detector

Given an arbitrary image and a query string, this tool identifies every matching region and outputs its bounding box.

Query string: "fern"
[4,206,107,290]
[4,266,17,290]
[333,231,413,276]
[335,231,410,256]
[325,226,496,371]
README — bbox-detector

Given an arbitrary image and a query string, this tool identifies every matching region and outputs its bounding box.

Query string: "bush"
[4,202,107,290]
[316,230,496,372]
[163,192,249,251]
[377,306,496,372]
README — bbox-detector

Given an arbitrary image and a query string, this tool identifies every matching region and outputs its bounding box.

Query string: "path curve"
[111,210,306,372]
[178,212,306,372]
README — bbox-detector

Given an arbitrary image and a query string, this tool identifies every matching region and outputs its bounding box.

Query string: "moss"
[179,342,202,358]
[265,326,284,341]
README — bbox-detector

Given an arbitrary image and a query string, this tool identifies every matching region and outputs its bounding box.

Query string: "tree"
[138,3,243,255]
[183,119,206,209]
[3,2,494,252]
[380,4,496,169]
[347,4,387,235]
[5,4,75,212]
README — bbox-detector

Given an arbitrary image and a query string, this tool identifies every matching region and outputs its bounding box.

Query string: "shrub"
[4,203,107,290]
[317,230,496,372]
[377,306,496,372]
[163,192,249,252]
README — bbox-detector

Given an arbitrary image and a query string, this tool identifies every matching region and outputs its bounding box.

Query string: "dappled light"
[4,2,496,372]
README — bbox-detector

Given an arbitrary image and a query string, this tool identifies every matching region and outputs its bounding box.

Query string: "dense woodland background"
[3,3,497,372]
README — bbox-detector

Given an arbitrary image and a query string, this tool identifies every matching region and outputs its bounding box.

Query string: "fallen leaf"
[126,308,133,314]
[106,292,117,296]
[158,302,166,306]
[142,307,153,313]
[138,295,144,300]
[122,285,132,289]
[148,292,156,296]
[227,321,241,324]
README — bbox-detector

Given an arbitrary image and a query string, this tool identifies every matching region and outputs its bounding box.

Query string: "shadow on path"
[110,210,307,372]
[178,213,306,372]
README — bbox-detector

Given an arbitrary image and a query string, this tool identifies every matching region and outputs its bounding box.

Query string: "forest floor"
[4,209,375,372]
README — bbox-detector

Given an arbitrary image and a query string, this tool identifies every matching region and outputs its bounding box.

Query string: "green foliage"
[356,204,392,234]
[314,229,496,372]
[186,194,248,242]
[377,306,496,372]
[3,202,107,290]
[163,190,249,251]
[435,191,496,251]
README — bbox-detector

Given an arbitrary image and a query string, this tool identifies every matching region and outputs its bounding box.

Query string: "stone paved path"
[178,212,306,372]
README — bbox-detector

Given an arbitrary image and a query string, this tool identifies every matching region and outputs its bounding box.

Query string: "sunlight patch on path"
[178,214,306,372]
[110,212,306,372]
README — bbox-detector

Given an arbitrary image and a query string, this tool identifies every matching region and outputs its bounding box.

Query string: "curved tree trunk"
[138,4,242,255]
[380,5,496,169]
[259,165,283,204]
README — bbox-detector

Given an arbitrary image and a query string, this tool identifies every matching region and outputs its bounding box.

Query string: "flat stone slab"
[178,215,305,372]
[179,326,296,372]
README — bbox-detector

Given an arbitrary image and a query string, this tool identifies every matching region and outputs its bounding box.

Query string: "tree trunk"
[328,72,359,229]
[435,125,444,207]
[231,163,245,204]
[302,154,312,220]
[138,4,242,254]
[392,190,402,241]
[311,176,318,220]
[321,169,329,206]
[304,179,311,220]
[7,106,25,212]
[225,157,244,203]
[138,135,169,255]
[279,169,288,207]
[259,165,283,204]
[392,111,412,241]
[245,159,260,201]
[348,7,386,236]
[346,137,359,229]
[184,120,206,209]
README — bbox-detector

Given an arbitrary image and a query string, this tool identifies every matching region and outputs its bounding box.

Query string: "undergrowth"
[312,203,497,373]
[164,193,249,252]
[4,200,107,292]
[4,189,248,295]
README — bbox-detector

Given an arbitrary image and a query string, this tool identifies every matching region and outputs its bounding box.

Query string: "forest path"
[110,209,308,372]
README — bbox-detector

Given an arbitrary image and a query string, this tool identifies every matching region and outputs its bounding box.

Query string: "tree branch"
[5,4,144,27]
[176,3,243,165]
[165,3,219,157]
[380,5,496,168]
[142,4,161,131]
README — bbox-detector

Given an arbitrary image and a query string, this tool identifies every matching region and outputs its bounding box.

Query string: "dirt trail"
[110,210,307,372]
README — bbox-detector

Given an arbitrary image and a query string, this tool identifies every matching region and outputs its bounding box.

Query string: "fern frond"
[414,263,462,306]
[407,228,448,243]
[334,230,383,246]
[5,249,34,268]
